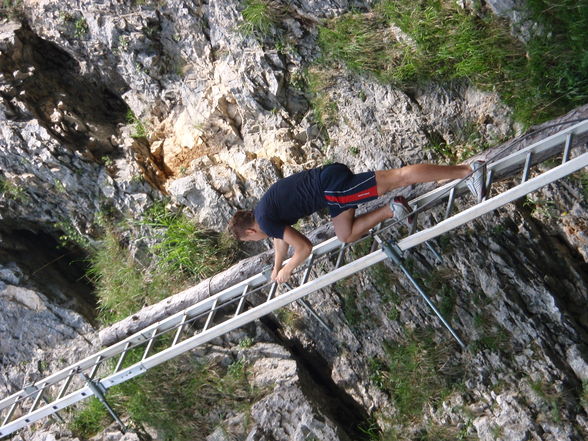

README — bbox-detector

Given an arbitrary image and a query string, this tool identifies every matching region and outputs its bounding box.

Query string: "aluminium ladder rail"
[1,121,588,438]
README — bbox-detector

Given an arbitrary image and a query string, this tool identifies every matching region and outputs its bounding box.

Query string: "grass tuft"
[305,67,339,128]
[316,0,588,125]
[368,330,464,438]
[87,203,238,324]
[69,397,111,439]
[70,355,260,441]
[125,110,148,138]
[240,0,278,37]
[141,202,236,279]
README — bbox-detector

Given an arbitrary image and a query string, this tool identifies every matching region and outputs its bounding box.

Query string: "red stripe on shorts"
[324,185,378,204]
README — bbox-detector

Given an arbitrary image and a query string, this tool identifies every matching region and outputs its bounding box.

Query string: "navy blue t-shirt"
[254,168,327,239]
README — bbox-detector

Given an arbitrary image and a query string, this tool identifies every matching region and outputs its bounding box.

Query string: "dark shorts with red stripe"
[319,163,378,217]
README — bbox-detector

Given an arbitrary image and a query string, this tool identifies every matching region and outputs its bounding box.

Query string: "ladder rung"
[334,243,346,268]
[29,384,47,413]
[2,400,19,426]
[369,237,379,253]
[444,187,456,219]
[57,370,75,399]
[234,285,249,317]
[483,169,494,202]
[266,282,278,302]
[562,133,573,163]
[142,329,158,361]
[521,151,533,183]
[203,298,219,331]
[408,211,418,235]
[172,312,189,346]
[114,342,132,373]
[301,254,316,285]
[88,356,103,380]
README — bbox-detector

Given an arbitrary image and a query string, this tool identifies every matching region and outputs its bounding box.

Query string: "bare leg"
[332,163,472,242]
[375,164,471,195]
[332,206,393,243]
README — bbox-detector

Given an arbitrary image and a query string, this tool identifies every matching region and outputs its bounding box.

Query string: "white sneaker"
[390,196,414,227]
[465,160,487,203]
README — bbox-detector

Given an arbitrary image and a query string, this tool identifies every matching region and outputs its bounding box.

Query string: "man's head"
[228,210,268,241]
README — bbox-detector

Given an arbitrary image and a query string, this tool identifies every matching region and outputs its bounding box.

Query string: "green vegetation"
[87,230,161,323]
[88,202,238,324]
[275,306,304,330]
[426,123,499,164]
[317,12,395,81]
[523,196,557,219]
[141,203,236,279]
[335,279,364,327]
[369,331,464,438]
[0,176,27,202]
[74,17,89,39]
[0,0,22,19]
[421,267,458,320]
[529,379,564,423]
[315,0,588,124]
[71,204,243,437]
[69,397,111,439]
[240,0,279,37]
[238,336,255,349]
[526,0,588,116]
[306,67,339,128]
[470,311,511,353]
[55,219,92,249]
[125,110,148,139]
[581,380,588,409]
[70,355,259,441]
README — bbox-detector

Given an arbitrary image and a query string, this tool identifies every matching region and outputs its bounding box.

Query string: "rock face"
[1,0,588,440]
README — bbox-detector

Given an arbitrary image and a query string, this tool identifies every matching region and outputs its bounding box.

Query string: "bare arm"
[272,226,313,283]
[272,237,289,280]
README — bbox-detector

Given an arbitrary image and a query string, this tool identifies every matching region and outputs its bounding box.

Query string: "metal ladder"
[1,119,587,439]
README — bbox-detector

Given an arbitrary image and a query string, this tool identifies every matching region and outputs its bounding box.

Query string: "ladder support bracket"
[81,373,127,434]
[381,240,404,265]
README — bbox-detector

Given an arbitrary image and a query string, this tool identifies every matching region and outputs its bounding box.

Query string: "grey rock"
[1,1,588,441]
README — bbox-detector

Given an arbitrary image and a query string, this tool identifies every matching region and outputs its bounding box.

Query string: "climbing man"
[228,161,485,283]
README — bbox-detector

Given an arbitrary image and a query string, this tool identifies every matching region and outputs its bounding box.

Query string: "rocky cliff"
[1,0,587,440]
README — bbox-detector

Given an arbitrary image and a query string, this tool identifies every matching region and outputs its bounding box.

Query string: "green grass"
[316,0,588,125]
[525,0,588,115]
[70,355,259,441]
[470,311,511,353]
[87,203,238,324]
[335,279,363,327]
[125,110,148,138]
[425,122,498,164]
[87,230,164,324]
[368,331,463,438]
[529,379,563,423]
[69,397,111,439]
[581,381,588,409]
[240,0,278,37]
[306,67,339,128]
[141,202,237,279]
[317,12,395,81]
